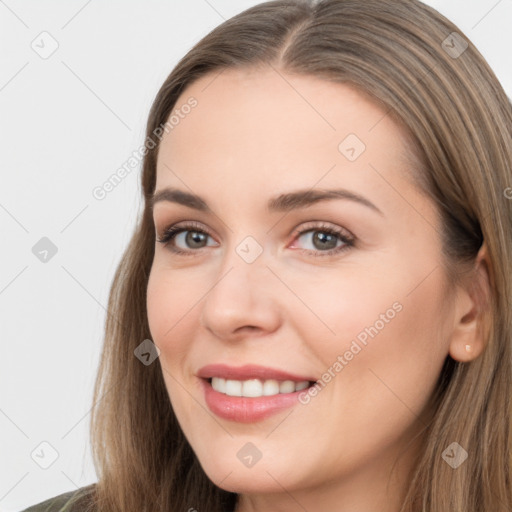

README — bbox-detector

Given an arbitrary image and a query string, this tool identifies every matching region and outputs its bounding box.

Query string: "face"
[147,67,459,508]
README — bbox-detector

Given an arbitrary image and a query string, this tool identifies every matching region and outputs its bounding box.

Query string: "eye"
[156,220,355,258]
[156,221,217,255]
[289,221,355,258]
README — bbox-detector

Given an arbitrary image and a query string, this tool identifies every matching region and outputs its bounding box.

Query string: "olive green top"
[20,486,95,512]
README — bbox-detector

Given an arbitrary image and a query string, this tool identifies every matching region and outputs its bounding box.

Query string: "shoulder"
[19,484,96,512]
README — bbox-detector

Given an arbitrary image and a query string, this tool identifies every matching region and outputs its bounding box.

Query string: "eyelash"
[156,220,355,258]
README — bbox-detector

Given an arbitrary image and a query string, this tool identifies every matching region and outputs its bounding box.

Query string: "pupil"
[314,232,336,250]
[187,231,206,248]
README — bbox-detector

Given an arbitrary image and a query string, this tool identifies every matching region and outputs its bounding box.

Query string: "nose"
[199,249,282,342]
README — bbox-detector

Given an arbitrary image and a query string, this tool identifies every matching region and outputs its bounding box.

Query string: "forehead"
[155,67,412,196]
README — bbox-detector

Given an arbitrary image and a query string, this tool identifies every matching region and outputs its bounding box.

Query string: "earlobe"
[448,242,493,363]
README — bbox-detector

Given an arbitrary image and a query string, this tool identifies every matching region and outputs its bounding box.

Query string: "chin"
[190,440,307,494]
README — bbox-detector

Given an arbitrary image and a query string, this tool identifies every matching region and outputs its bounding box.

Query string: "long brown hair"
[80,1,512,510]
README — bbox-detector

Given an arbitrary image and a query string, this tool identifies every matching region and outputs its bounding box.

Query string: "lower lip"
[201,378,308,423]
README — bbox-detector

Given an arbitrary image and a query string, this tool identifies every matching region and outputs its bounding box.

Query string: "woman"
[22,0,512,510]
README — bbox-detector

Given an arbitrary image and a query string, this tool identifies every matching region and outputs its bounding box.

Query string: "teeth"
[262,379,280,396]
[211,377,226,394]
[294,380,309,391]
[225,379,242,397]
[210,378,311,397]
[242,379,262,397]
[279,380,295,393]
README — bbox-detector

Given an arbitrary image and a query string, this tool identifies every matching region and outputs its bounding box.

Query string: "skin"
[146,66,490,512]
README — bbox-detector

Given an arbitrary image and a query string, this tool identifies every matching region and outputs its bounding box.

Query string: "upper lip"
[197,364,316,382]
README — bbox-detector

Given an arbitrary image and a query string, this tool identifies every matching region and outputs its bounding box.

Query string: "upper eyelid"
[291,220,353,235]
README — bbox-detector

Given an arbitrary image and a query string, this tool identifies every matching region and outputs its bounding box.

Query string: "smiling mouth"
[206,377,316,397]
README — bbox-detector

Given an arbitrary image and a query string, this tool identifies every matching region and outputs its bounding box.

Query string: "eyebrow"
[150,187,384,216]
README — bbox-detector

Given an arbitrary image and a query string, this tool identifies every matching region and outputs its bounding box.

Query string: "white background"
[1,1,510,511]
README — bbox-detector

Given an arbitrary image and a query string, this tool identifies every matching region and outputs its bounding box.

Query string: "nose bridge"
[199,234,280,339]
[216,228,271,289]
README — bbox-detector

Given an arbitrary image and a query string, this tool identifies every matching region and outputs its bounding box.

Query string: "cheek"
[146,272,172,346]
[342,274,449,419]
[146,266,199,349]
[146,268,201,421]
[304,265,449,416]
[281,267,405,361]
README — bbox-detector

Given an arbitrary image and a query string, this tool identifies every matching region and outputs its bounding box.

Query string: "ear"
[448,242,493,363]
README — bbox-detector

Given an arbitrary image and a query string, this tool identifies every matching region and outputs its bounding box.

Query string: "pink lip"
[196,364,316,423]
[200,378,311,423]
[196,363,315,382]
